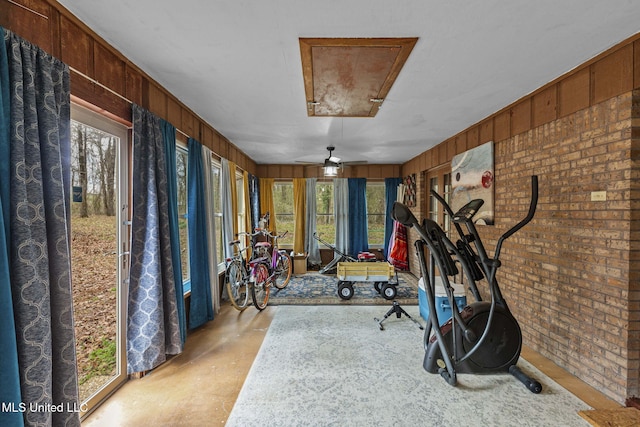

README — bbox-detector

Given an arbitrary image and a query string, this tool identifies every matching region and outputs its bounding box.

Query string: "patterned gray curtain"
[2,28,80,427]
[128,104,182,374]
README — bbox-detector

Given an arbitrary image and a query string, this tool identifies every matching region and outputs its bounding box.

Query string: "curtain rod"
[69,66,134,105]
[69,66,189,139]
[7,0,49,20]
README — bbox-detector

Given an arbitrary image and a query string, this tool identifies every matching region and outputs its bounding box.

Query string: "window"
[176,146,190,283]
[366,181,385,247]
[211,161,224,270]
[273,181,294,245]
[316,181,335,244]
[236,171,246,239]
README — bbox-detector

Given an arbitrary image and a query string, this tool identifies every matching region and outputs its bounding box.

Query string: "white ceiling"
[57,0,640,165]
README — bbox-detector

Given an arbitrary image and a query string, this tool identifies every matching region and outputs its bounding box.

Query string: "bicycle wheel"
[225,260,249,311]
[273,251,292,289]
[251,262,271,311]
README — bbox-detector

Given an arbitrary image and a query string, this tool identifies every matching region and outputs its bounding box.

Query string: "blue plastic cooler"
[418,277,466,325]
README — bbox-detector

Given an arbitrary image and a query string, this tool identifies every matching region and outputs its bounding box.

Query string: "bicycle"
[224,242,250,311]
[225,232,272,311]
[253,228,292,290]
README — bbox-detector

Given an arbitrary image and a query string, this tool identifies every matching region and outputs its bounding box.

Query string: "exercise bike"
[391,175,542,393]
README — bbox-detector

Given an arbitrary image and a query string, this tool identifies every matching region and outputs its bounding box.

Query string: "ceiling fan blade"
[342,160,368,165]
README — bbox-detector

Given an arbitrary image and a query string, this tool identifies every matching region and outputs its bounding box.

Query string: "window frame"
[175,144,191,288]
[315,180,335,245]
[272,180,294,247]
[366,180,385,248]
[210,159,225,273]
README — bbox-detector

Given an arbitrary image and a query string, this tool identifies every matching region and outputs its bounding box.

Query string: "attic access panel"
[300,38,418,117]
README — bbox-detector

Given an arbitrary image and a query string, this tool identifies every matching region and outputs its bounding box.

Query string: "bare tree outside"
[70,120,119,403]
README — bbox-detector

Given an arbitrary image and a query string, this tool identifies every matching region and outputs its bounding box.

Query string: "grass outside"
[71,215,118,401]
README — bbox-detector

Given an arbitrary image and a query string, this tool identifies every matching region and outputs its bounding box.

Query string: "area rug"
[269,272,418,306]
[226,305,592,427]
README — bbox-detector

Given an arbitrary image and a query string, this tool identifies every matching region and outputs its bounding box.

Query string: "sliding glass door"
[70,105,129,417]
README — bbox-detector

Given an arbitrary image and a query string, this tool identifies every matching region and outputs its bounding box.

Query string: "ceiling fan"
[297,146,367,176]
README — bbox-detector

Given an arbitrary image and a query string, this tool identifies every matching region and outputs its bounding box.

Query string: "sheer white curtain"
[305,178,321,266]
[333,178,349,260]
[202,146,220,313]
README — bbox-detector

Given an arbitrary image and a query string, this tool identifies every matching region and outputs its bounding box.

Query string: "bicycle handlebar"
[255,228,288,240]
[237,230,263,239]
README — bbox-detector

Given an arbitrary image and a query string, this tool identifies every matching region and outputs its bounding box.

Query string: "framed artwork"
[450,141,494,225]
[403,174,416,207]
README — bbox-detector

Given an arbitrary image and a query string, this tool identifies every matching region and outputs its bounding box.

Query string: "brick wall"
[403,92,639,405]
[493,92,636,402]
[401,35,640,403]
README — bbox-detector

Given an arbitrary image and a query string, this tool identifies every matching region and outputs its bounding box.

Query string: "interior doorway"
[425,165,452,237]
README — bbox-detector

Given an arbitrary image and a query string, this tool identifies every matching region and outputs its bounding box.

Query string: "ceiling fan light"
[323,161,338,177]
[324,165,338,177]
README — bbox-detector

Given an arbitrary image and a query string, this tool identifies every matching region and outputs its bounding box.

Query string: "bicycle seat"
[249,256,269,267]
[255,242,271,248]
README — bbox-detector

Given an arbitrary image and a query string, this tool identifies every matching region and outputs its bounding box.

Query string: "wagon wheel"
[374,281,382,293]
[381,283,397,300]
[338,281,354,300]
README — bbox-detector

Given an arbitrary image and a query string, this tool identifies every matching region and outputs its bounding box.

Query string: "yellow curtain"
[229,161,238,236]
[259,178,276,235]
[293,178,306,254]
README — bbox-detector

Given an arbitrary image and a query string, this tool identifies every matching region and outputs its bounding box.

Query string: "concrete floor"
[82,303,620,426]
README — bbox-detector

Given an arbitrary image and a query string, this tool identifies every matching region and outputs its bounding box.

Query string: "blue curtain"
[1,28,80,426]
[187,137,213,329]
[128,104,182,374]
[384,177,402,259]
[249,173,260,231]
[348,178,368,255]
[161,120,187,344]
[0,27,23,427]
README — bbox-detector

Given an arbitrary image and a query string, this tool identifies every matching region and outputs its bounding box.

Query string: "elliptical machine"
[392,175,542,393]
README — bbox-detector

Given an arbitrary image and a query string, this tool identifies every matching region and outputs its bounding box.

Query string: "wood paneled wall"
[401,34,640,177]
[257,163,402,179]
[1,0,257,174]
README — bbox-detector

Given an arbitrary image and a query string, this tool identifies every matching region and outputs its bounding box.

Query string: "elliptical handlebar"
[391,201,419,228]
[494,175,538,260]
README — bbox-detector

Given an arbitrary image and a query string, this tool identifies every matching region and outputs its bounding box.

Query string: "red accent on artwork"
[482,171,493,189]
